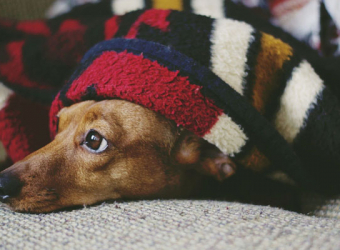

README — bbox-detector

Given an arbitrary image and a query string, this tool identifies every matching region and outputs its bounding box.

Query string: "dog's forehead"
[83,100,176,140]
[88,100,157,120]
[58,101,96,118]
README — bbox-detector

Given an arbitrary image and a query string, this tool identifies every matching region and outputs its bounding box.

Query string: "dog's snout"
[0,172,23,202]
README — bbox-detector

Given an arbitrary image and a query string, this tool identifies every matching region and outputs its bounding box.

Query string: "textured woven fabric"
[46,0,340,57]
[1,199,340,250]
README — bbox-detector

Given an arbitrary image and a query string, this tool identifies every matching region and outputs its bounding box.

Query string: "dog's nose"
[0,172,23,202]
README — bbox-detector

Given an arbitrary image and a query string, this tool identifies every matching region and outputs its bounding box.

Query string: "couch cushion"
[1,200,340,249]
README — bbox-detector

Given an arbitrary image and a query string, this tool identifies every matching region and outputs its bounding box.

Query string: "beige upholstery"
[1,200,340,249]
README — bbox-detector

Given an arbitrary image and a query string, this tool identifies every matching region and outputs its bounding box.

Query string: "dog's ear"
[173,131,236,181]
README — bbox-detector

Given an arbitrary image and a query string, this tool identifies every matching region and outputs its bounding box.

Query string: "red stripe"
[126,9,171,39]
[0,94,50,162]
[104,16,121,40]
[16,20,51,36]
[58,20,87,32]
[46,20,87,65]
[0,41,55,90]
[55,51,222,136]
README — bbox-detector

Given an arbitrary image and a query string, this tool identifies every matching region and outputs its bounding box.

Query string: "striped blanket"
[1,0,340,193]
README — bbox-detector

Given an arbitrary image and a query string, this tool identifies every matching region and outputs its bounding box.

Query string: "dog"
[1,3,340,213]
[0,100,236,213]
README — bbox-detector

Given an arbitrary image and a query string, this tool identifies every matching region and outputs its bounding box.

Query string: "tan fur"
[1,100,235,213]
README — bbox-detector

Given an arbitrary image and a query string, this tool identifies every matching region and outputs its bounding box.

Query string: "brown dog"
[0,100,236,213]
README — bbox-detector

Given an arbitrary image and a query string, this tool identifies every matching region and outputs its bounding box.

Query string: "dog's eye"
[84,130,108,153]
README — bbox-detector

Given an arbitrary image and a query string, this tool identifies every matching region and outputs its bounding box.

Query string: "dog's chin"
[2,189,62,213]
[5,199,63,213]
[5,192,122,213]
[6,199,91,213]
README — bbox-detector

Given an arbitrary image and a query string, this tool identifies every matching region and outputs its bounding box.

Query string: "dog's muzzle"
[0,172,23,202]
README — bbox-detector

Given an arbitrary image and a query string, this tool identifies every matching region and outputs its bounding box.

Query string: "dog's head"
[0,100,235,213]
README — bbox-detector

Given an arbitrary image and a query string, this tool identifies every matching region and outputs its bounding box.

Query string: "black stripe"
[293,88,340,193]
[0,45,9,64]
[144,0,152,9]
[137,11,213,67]
[0,26,26,43]
[320,1,338,56]
[0,81,57,104]
[114,10,144,37]
[182,0,192,12]
[21,37,79,89]
[84,16,108,49]
[242,31,263,101]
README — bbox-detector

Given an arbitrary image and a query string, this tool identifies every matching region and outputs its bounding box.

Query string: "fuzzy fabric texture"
[0,1,340,193]
[44,0,340,114]
[47,0,340,57]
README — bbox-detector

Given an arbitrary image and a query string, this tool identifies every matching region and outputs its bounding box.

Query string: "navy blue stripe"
[61,38,312,188]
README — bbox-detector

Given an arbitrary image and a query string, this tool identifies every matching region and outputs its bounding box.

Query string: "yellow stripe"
[252,33,293,115]
[152,0,183,10]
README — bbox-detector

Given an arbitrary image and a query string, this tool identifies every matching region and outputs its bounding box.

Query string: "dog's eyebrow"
[85,111,100,122]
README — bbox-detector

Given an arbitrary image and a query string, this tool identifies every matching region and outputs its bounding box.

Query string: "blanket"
[47,0,340,57]
[1,0,340,193]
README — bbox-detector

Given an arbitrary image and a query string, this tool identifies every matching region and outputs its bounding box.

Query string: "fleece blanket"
[1,0,340,193]
[48,0,340,57]
[44,0,340,97]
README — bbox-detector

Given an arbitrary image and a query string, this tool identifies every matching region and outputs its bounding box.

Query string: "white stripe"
[191,0,225,18]
[0,141,7,164]
[0,82,13,110]
[210,19,254,95]
[204,114,248,156]
[111,0,145,15]
[275,60,325,143]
